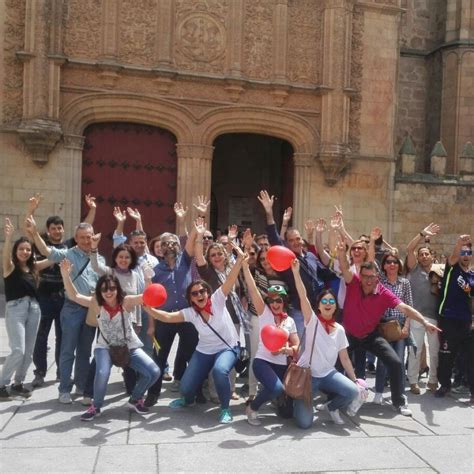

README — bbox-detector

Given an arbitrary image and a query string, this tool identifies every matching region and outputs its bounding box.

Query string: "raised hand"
[231,241,246,261]
[242,228,255,248]
[315,218,327,233]
[27,193,42,215]
[194,217,206,235]
[334,204,343,219]
[24,215,37,234]
[290,257,300,273]
[370,227,382,241]
[4,217,14,238]
[228,224,238,241]
[282,207,293,224]
[330,213,343,230]
[127,207,141,222]
[193,195,210,215]
[59,258,73,275]
[458,234,471,246]
[113,206,127,223]
[173,202,188,220]
[257,190,274,213]
[422,223,440,237]
[336,238,346,255]
[91,233,101,250]
[84,194,96,209]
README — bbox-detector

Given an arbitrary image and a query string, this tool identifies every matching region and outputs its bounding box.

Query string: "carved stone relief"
[174,0,228,74]
[119,0,158,67]
[63,0,102,59]
[243,0,274,80]
[2,0,26,126]
[287,0,322,85]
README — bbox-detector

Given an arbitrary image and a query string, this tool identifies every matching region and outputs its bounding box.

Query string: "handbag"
[378,319,402,342]
[283,320,318,407]
[100,309,131,368]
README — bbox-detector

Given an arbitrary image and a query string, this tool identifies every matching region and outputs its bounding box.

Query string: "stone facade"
[0,0,473,267]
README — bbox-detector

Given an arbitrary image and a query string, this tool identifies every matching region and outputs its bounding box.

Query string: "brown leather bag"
[378,320,402,342]
[283,320,318,406]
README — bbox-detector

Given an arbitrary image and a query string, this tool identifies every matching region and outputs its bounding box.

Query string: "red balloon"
[143,284,167,307]
[267,245,295,272]
[261,324,289,352]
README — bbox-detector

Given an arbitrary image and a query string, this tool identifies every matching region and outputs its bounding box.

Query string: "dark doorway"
[81,122,177,258]
[210,133,294,235]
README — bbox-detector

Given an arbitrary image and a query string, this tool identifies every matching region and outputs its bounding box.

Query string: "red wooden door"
[81,122,177,258]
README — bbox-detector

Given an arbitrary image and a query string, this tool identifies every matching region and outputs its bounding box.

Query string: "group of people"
[0,191,472,429]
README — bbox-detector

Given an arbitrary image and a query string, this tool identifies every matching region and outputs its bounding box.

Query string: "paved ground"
[0,293,472,473]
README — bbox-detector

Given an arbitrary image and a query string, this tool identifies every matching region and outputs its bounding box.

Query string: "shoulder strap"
[296,317,318,364]
[97,307,128,345]
[197,310,235,353]
[72,257,90,282]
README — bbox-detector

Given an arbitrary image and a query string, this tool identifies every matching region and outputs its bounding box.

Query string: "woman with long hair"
[242,258,299,425]
[0,218,50,399]
[291,259,359,428]
[59,259,160,421]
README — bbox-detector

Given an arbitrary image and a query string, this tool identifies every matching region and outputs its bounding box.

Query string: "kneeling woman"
[145,246,245,424]
[59,260,160,421]
[242,258,299,425]
[291,259,359,428]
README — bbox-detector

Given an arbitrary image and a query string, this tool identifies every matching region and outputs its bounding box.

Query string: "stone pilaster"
[101,0,119,60]
[156,0,174,68]
[176,144,214,225]
[228,0,244,77]
[273,0,288,82]
[293,152,314,228]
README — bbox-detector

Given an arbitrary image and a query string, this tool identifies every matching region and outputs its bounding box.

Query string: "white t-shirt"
[96,306,143,350]
[255,306,297,365]
[297,311,349,377]
[181,288,239,355]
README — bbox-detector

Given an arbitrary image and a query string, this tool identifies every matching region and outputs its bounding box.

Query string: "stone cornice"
[400,40,474,59]
[395,173,474,188]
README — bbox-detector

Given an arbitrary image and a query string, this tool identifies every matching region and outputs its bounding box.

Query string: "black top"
[4,267,38,302]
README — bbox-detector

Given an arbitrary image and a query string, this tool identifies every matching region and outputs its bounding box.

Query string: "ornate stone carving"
[174,0,228,74]
[63,134,86,150]
[63,0,102,59]
[318,144,351,186]
[17,119,62,165]
[243,0,274,80]
[287,0,322,85]
[118,0,158,67]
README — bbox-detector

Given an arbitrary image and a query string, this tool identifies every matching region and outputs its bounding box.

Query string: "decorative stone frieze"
[17,119,62,165]
[318,144,351,186]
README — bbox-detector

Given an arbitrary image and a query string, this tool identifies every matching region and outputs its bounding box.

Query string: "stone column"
[156,0,174,68]
[101,0,119,60]
[273,0,288,82]
[292,153,314,229]
[228,0,244,77]
[63,135,86,231]
[176,144,214,225]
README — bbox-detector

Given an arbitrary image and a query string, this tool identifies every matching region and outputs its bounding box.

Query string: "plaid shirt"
[379,275,413,324]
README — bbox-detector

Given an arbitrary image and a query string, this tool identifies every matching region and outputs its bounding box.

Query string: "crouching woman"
[59,259,160,421]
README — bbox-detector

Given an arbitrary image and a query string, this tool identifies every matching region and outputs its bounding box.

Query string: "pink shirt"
[343,273,401,338]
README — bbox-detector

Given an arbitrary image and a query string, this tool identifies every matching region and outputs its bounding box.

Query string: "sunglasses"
[248,252,256,256]
[203,236,213,241]
[385,259,399,265]
[161,241,178,247]
[265,297,284,304]
[351,246,364,251]
[101,286,117,293]
[460,250,472,256]
[209,251,224,258]
[190,288,208,297]
[321,298,336,305]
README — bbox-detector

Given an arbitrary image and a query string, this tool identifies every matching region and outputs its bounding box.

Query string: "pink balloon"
[267,245,295,272]
[143,284,167,307]
[261,324,289,352]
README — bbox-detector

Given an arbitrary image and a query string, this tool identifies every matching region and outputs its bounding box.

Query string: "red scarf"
[103,303,121,319]
[317,314,336,333]
[193,300,213,316]
[272,311,288,327]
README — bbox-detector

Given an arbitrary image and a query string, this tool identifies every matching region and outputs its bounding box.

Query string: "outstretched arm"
[59,259,94,307]
[448,234,471,267]
[314,219,331,266]
[83,194,97,225]
[194,218,207,266]
[242,258,265,315]
[174,201,189,237]
[3,218,15,277]
[127,207,143,232]
[112,207,127,248]
[397,303,441,334]
[290,258,313,324]
[336,238,353,284]
[406,223,440,271]
[221,245,247,297]
[257,190,276,226]
[144,306,185,323]
[280,207,292,239]
[25,215,52,258]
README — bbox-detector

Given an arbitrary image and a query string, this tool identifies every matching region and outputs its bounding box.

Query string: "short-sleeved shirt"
[379,275,413,325]
[297,312,349,377]
[181,288,239,355]
[343,273,401,338]
[152,250,192,311]
[439,263,474,322]
[96,306,143,350]
[407,264,439,321]
[255,306,297,365]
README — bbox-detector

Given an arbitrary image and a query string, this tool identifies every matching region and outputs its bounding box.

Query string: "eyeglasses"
[209,251,224,258]
[101,286,117,293]
[360,274,377,280]
[203,236,214,241]
[351,246,364,251]
[265,297,283,304]
[321,298,336,305]
[460,250,472,256]
[161,241,178,247]
[190,288,207,297]
[385,259,399,265]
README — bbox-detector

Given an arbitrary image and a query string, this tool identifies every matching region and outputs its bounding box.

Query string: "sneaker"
[32,374,45,388]
[128,398,149,415]
[169,398,194,408]
[435,387,450,398]
[80,405,100,421]
[451,385,470,394]
[170,380,180,392]
[10,384,32,398]
[328,408,345,425]
[219,408,233,424]
[144,393,159,408]
[245,405,261,426]
[396,404,412,417]
[81,396,92,406]
[315,402,329,411]
[373,393,383,405]
[427,382,438,392]
[410,383,421,395]
[163,372,172,382]
[0,386,11,400]
[58,392,72,404]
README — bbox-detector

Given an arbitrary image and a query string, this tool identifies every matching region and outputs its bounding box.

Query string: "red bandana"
[317,314,336,333]
[193,300,213,316]
[103,303,121,319]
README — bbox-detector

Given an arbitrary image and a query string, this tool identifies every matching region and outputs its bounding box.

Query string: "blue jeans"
[289,308,304,339]
[138,309,153,357]
[250,358,287,411]
[375,338,407,394]
[33,292,63,377]
[93,347,160,409]
[58,300,96,394]
[294,369,359,429]
[0,296,41,387]
[180,348,238,409]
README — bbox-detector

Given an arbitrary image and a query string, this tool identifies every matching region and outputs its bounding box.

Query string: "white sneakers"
[245,405,261,426]
[328,408,345,425]
[58,392,72,404]
[373,393,384,405]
